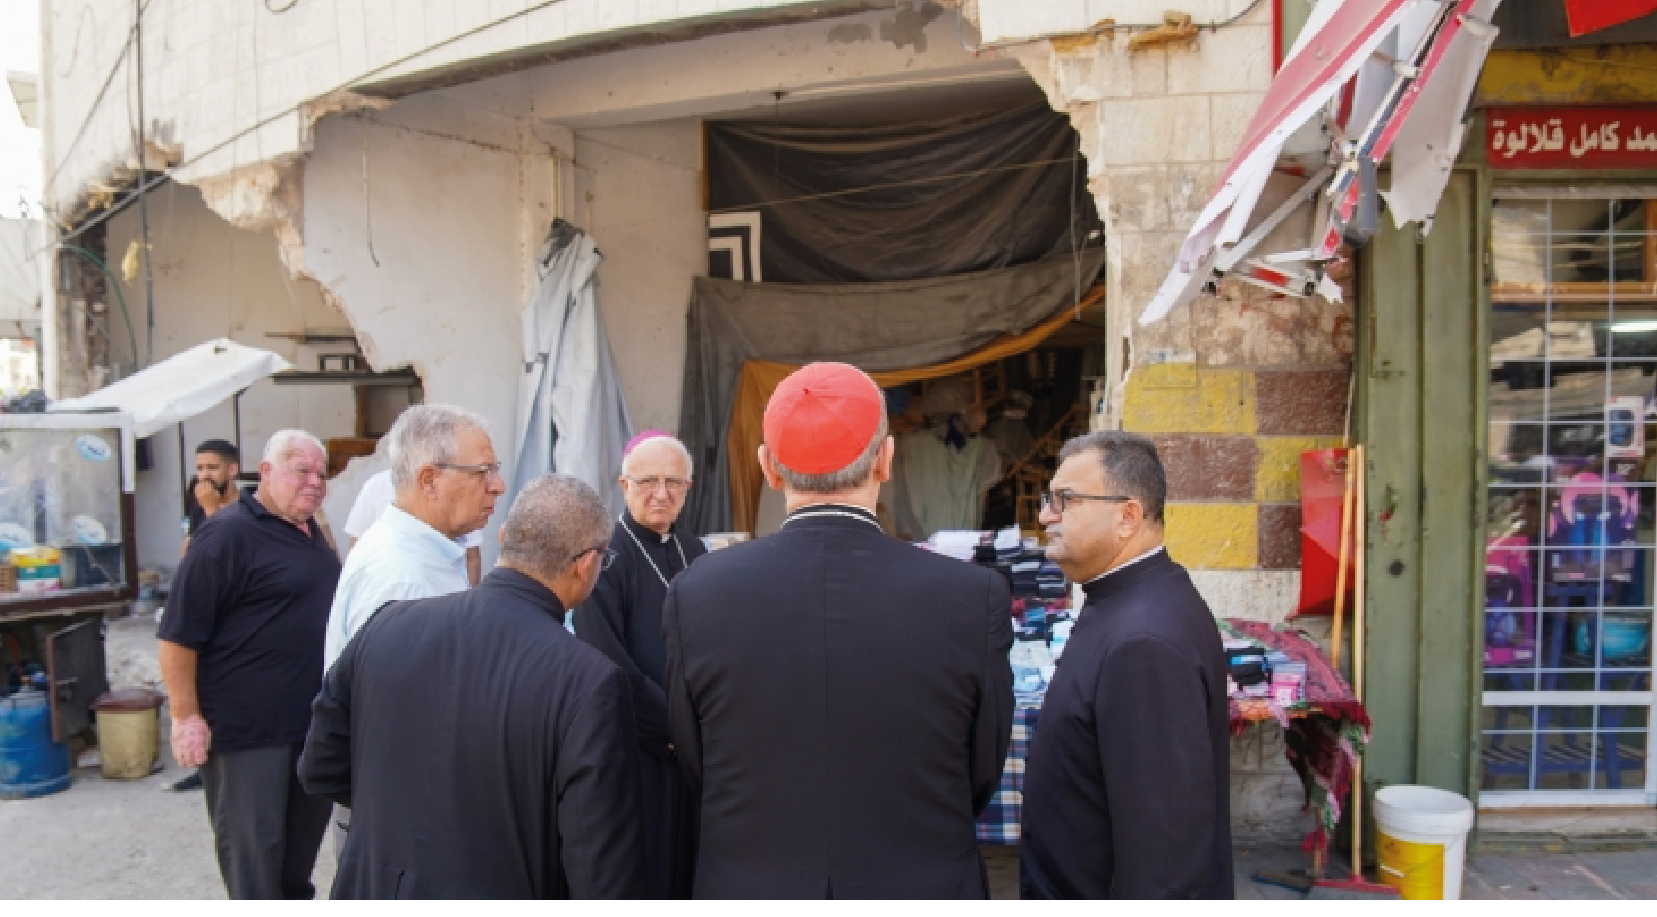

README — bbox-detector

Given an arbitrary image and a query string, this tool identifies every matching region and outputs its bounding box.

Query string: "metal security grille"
[1483,195,1657,805]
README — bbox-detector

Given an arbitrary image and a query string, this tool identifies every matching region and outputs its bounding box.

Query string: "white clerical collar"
[783,503,881,529]
[624,511,676,543]
[1083,545,1165,585]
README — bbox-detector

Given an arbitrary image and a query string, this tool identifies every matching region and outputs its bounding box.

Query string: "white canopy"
[52,338,292,438]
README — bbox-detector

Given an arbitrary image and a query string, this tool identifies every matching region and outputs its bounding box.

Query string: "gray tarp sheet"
[678,251,1104,534]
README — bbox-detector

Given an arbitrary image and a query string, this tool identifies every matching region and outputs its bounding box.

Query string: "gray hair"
[1057,431,1167,523]
[499,474,613,579]
[773,411,890,494]
[387,404,491,492]
[621,435,695,479]
[262,429,325,466]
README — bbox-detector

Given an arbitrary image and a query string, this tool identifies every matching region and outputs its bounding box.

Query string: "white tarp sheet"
[51,338,292,438]
[511,221,633,518]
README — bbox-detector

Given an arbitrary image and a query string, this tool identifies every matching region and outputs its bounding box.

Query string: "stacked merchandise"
[1035,561,1066,599]
[1009,560,1041,598]
[1223,638,1306,706]
[923,527,1074,702]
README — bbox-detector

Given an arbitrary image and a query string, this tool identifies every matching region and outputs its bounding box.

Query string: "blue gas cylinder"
[0,687,72,799]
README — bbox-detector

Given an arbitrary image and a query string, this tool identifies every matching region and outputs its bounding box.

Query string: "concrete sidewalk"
[985,843,1657,899]
[1233,844,1657,901]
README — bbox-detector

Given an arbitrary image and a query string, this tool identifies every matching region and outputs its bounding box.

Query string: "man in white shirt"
[322,403,505,861]
[345,468,484,586]
[326,404,504,671]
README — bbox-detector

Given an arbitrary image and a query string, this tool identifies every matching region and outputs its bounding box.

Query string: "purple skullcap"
[623,429,673,457]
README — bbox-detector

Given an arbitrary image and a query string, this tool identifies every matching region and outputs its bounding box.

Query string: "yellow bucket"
[1372,785,1475,899]
[90,689,162,781]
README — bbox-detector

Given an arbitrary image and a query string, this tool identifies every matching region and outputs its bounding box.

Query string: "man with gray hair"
[300,475,646,899]
[320,404,505,862]
[662,362,1014,898]
[574,430,706,899]
[160,429,340,898]
[325,403,504,671]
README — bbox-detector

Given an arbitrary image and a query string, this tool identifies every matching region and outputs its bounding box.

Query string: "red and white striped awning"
[1140,0,1503,324]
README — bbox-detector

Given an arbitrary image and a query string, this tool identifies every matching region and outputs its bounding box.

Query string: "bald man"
[573,433,706,899]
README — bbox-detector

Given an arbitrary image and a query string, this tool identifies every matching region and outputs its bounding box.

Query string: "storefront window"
[1484,195,1656,802]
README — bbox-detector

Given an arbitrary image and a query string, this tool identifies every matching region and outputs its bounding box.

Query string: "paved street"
[5,757,1653,899]
[0,706,336,899]
[3,617,1651,899]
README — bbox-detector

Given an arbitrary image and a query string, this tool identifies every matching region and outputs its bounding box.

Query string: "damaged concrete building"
[34,0,1347,844]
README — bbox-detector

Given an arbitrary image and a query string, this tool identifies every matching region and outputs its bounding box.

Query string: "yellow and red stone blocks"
[1123,364,1347,573]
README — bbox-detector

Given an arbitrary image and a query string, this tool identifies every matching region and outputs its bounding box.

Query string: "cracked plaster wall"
[101,184,360,571]
[41,0,883,217]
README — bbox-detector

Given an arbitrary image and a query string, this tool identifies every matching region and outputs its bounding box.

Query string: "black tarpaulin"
[706,102,1102,284]
[677,251,1105,535]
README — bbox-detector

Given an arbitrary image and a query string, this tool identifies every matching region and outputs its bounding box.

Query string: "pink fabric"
[623,429,672,457]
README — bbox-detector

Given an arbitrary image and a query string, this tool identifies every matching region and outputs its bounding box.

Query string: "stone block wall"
[977,0,1353,841]
[996,2,1354,628]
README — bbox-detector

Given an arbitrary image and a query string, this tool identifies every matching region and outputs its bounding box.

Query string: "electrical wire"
[45,0,156,198]
[43,0,579,251]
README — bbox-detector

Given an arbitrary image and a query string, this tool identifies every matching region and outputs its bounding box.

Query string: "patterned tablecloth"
[975,619,1369,854]
[975,702,1041,844]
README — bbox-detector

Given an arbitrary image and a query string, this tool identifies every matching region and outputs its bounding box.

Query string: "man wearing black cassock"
[573,432,706,899]
[298,474,646,899]
[1020,432,1233,899]
[663,362,1014,899]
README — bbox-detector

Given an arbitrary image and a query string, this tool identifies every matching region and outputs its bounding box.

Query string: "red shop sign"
[1487,106,1657,169]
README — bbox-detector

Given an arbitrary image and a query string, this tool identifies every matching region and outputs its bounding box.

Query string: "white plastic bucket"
[1372,785,1475,900]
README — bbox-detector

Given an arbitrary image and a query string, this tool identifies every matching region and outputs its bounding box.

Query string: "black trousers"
[200,743,331,899]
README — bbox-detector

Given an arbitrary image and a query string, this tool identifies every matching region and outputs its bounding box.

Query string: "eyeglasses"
[1041,489,1133,515]
[435,461,503,481]
[574,546,617,571]
[281,465,327,483]
[624,475,690,495]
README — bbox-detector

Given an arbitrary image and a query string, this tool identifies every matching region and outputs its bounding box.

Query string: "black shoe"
[167,771,203,792]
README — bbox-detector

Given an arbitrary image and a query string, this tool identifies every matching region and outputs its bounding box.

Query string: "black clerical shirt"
[1019,547,1234,899]
[573,512,706,755]
[299,567,646,899]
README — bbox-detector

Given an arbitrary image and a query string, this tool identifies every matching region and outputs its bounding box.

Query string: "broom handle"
[1351,445,1367,879]
[1329,450,1357,670]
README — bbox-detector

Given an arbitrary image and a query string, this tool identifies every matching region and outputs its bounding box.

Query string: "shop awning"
[51,338,292,438]
[1141,0,1504,324]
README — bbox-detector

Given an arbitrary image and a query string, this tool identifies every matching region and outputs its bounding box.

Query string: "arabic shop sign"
[1487,105,1657,169]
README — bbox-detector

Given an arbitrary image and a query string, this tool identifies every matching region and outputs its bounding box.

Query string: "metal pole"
[134,0,156,367]
[177,421,187,519]
[233,390,243,458]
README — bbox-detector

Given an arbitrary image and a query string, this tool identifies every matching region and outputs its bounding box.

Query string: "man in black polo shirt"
[160,429,341,899]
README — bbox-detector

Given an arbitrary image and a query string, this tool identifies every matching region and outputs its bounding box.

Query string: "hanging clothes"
[984,416,1034,469]
[889,427,1002,540]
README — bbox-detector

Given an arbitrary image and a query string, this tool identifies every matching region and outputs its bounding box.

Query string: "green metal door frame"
[1355,167,1487,805]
